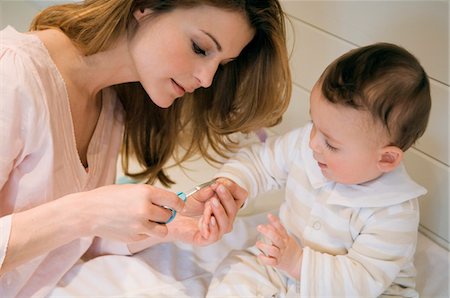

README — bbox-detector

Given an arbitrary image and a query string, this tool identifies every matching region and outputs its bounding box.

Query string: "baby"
[205,43,431,297]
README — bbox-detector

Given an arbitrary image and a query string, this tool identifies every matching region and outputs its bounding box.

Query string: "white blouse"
[0,26,127,297]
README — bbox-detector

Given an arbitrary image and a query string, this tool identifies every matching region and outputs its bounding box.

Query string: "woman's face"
[129,5,255,108]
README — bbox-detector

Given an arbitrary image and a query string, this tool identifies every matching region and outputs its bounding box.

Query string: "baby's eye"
[192,42,206,56]
[325,141,338,152]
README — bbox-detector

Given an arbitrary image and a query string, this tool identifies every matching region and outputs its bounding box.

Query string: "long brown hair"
[31,0,292,186]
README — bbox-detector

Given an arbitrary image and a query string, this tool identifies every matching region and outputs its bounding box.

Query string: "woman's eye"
[325,141,338,152]
[192,42,206,56]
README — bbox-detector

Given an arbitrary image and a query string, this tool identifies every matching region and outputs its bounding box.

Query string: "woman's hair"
[30,0,291,186]
[319,42,431,151]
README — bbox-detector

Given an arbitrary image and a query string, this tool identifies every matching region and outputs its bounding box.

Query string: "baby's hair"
[320,43,431,151]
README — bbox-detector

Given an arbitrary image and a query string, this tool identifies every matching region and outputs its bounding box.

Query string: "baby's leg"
[206,246,289,297]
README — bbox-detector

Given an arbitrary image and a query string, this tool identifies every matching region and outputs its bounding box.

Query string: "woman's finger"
[209,196,230,235]
[214,184,239,219]
[148,186,185,213]
[216,178,248,207]
[142,219,169,238]
[146,204,175,224]
[206,216,219,242]
[201,202,212,238]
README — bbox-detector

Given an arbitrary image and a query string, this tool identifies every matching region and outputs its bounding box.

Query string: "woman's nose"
[195,62,218,88]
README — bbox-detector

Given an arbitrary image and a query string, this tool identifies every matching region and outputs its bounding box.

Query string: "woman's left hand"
[198,178,248,239]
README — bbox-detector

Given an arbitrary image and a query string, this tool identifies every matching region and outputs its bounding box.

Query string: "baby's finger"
[256,240,281,259]
[257,254,277,267]
[267,213,288,236]
[257,224,284,249]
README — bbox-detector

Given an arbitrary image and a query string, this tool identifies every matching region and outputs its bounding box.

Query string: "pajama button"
[313,221,321,230]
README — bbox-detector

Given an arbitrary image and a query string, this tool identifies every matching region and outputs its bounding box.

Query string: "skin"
[207,81,404,280]
[309,81,402,185]
[1,6,252,274]
[130,6,255,108]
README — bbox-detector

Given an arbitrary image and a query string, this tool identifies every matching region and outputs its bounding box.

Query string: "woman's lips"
[171,79,185,96]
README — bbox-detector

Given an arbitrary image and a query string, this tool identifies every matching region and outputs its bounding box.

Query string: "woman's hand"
[199,178,248,239]
[256,213,303,280]
[179,184,215,217]
[165,214,221,246]
[81,184,185,242]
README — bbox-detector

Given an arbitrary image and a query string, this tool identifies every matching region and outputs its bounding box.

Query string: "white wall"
[276,0,449,250]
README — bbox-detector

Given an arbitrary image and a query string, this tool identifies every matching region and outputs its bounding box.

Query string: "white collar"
[300,122,426,208]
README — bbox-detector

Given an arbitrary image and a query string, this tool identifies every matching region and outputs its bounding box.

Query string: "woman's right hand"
[79,184,185,242]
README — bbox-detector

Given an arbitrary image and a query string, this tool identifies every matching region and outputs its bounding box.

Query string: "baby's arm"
[256,213,303,279]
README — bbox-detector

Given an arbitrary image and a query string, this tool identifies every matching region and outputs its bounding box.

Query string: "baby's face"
[308,83,390,185]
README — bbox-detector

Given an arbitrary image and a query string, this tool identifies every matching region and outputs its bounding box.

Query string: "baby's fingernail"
[212,198,219,207]
[211,216,216,226]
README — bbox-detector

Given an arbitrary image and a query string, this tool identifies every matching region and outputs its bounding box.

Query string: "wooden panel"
[286,18,449,165]
[271,84,310,135]
[415,81,449,165]
[404,149,449,248]
[281,0,449,85]
[0,1,40,32]
[1,1,68,32]
[286,18,353,90]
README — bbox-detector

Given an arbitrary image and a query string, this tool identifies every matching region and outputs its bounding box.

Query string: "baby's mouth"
[317,161,327,169]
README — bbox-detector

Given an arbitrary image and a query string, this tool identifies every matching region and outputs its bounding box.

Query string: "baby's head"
[309,43,431,185]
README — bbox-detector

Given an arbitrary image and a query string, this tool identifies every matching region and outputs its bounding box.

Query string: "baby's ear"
[377,146,403,173]
[133,8,152,22]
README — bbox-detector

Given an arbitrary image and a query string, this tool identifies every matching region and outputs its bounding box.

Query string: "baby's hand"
[256,213,303,280]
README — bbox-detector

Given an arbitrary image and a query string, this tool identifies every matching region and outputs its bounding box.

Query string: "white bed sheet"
[49,209,449,298]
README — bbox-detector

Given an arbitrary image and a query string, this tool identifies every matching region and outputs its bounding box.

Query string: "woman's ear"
[377,146,404,173]
[133,8,151,22]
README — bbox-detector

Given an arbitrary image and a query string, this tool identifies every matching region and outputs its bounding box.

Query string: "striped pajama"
[208,123,426,297]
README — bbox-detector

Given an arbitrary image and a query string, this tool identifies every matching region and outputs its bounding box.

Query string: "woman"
[0,0,291,296]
